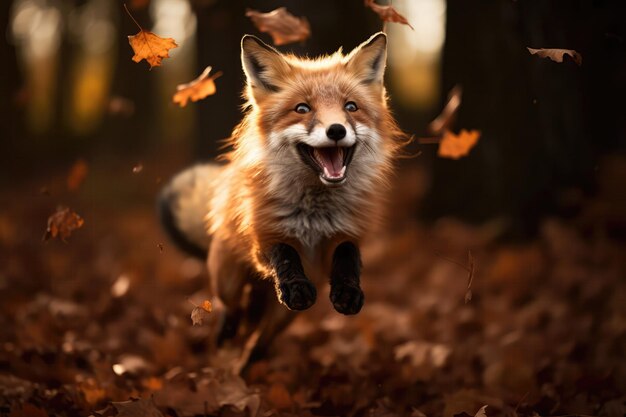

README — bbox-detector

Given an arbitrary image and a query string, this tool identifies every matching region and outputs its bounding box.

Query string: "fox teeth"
[322,165,347,179]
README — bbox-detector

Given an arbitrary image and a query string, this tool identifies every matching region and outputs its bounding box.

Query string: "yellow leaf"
[173,66,222,108]
[128,30,178,69]
[438,129,481,160]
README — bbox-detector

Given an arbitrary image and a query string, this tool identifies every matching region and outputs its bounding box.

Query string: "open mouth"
[297,143,356,184]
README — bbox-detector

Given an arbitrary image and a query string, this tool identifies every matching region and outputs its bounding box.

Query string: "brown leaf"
[8,403,49,417]
[125,5,177,69]
[132,163,143,173]
[429,85,463,136]
[364,0,414,30]
[246,7,311,46]
[173,66,222,107]
[267,382,293,410]
[112,397,164,417]
[438,129,481,159]
[66,159,89,192]
[527,47,582,66]
[474,405,488,417]
[43,207,84,242]
[189,299,212,326]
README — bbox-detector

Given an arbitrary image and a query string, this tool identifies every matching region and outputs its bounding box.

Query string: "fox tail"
[158,163,221,258]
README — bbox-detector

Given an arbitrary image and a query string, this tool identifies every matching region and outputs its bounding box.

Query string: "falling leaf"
[527,47,582,66]
[125,5,178,69]
[189,299,212,326]
[66,159,88,192]
[43,207,84,242]
[112,397,164,417]
[246,7,311,46]
[438,129,481,159]
[364,0,414,30]
[132,163,144,173]
[173,66,222,108]
[108,96,135,117]
[429,85,463,136]
[157,242,164,253]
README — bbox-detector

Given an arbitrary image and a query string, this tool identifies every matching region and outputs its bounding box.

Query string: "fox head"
[237,33,405,190]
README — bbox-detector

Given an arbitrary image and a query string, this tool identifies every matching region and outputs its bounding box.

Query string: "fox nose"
[326,124,347,141]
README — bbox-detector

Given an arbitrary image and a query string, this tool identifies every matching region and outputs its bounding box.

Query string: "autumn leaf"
[66,159,88,192]
[43,206,84,242]
[189,299,212,326]
[246,7,311,46]
[474,405,488,417]
[364,0,414,30]
[438,129,481,159]
[527,47,582,66]
[429,85,463,136]
[173,66,222,108]
[125,4,177,69]
[112,397,164,417]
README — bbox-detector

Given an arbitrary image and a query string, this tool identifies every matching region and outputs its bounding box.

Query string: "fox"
[159,32,408,359]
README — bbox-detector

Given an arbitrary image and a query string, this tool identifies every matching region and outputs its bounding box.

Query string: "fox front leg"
[330,241,364,315]
[268,243,317,311]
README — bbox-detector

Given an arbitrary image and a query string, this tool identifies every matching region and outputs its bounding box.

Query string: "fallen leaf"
[474,405,488,417]
[125,5,177,69]
[8,403,49,417]
[267,382,293,410]
[43,207,84,242]
[189,299,212,326]
[246,7,311,46]
[429,85,463,136]
[112,397,164,417]
[364,0,414,30]
[465,250,475,303]
[527,47,582,66]
[438,129,481,159]
[173,66,222,108]
[66,159,88,192]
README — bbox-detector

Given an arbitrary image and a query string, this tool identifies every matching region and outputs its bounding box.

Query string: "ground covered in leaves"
[1,156,625,417]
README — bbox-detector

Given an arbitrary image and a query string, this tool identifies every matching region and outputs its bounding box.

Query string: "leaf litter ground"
[1,155,625,417]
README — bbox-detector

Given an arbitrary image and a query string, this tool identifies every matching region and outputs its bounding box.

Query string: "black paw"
[330,282,364,315]
[278,279,317,311]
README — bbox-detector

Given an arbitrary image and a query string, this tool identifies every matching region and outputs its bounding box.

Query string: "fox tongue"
[315,147,344,178]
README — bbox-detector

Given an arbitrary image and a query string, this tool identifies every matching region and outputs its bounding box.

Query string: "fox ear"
[241,35,290,93]
[345,32,387,84]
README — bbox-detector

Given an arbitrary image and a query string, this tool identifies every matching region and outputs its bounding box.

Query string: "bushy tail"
[158,163,222,258]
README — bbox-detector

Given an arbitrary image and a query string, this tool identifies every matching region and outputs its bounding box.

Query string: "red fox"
[159,32,407,357]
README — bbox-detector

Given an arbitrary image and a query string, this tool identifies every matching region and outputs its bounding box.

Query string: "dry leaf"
[527,47,582,66]
[474,405,488,417]
[112,397,164,417]
[246,7,311,46]
[364,0,414,30]
[108,96,135,117]
[465,251,475,303]
[429,85,463,136]
[66,159,88,192]
[8,403,49,417]
[125,5,177,69]
[189,299,212,326]
[173,66,222,107]
[267,382,293,410]
[43,207,84,242]
[438,129,481,159]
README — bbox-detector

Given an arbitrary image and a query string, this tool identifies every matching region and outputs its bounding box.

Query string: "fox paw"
[330,283,364,315]
[278,279,317,311]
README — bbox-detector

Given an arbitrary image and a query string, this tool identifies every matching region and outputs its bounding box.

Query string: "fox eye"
[344,101,358,112]
[294,103,311,114]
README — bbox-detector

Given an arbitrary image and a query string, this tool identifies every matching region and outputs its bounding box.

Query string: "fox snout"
[326,123,347,141]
